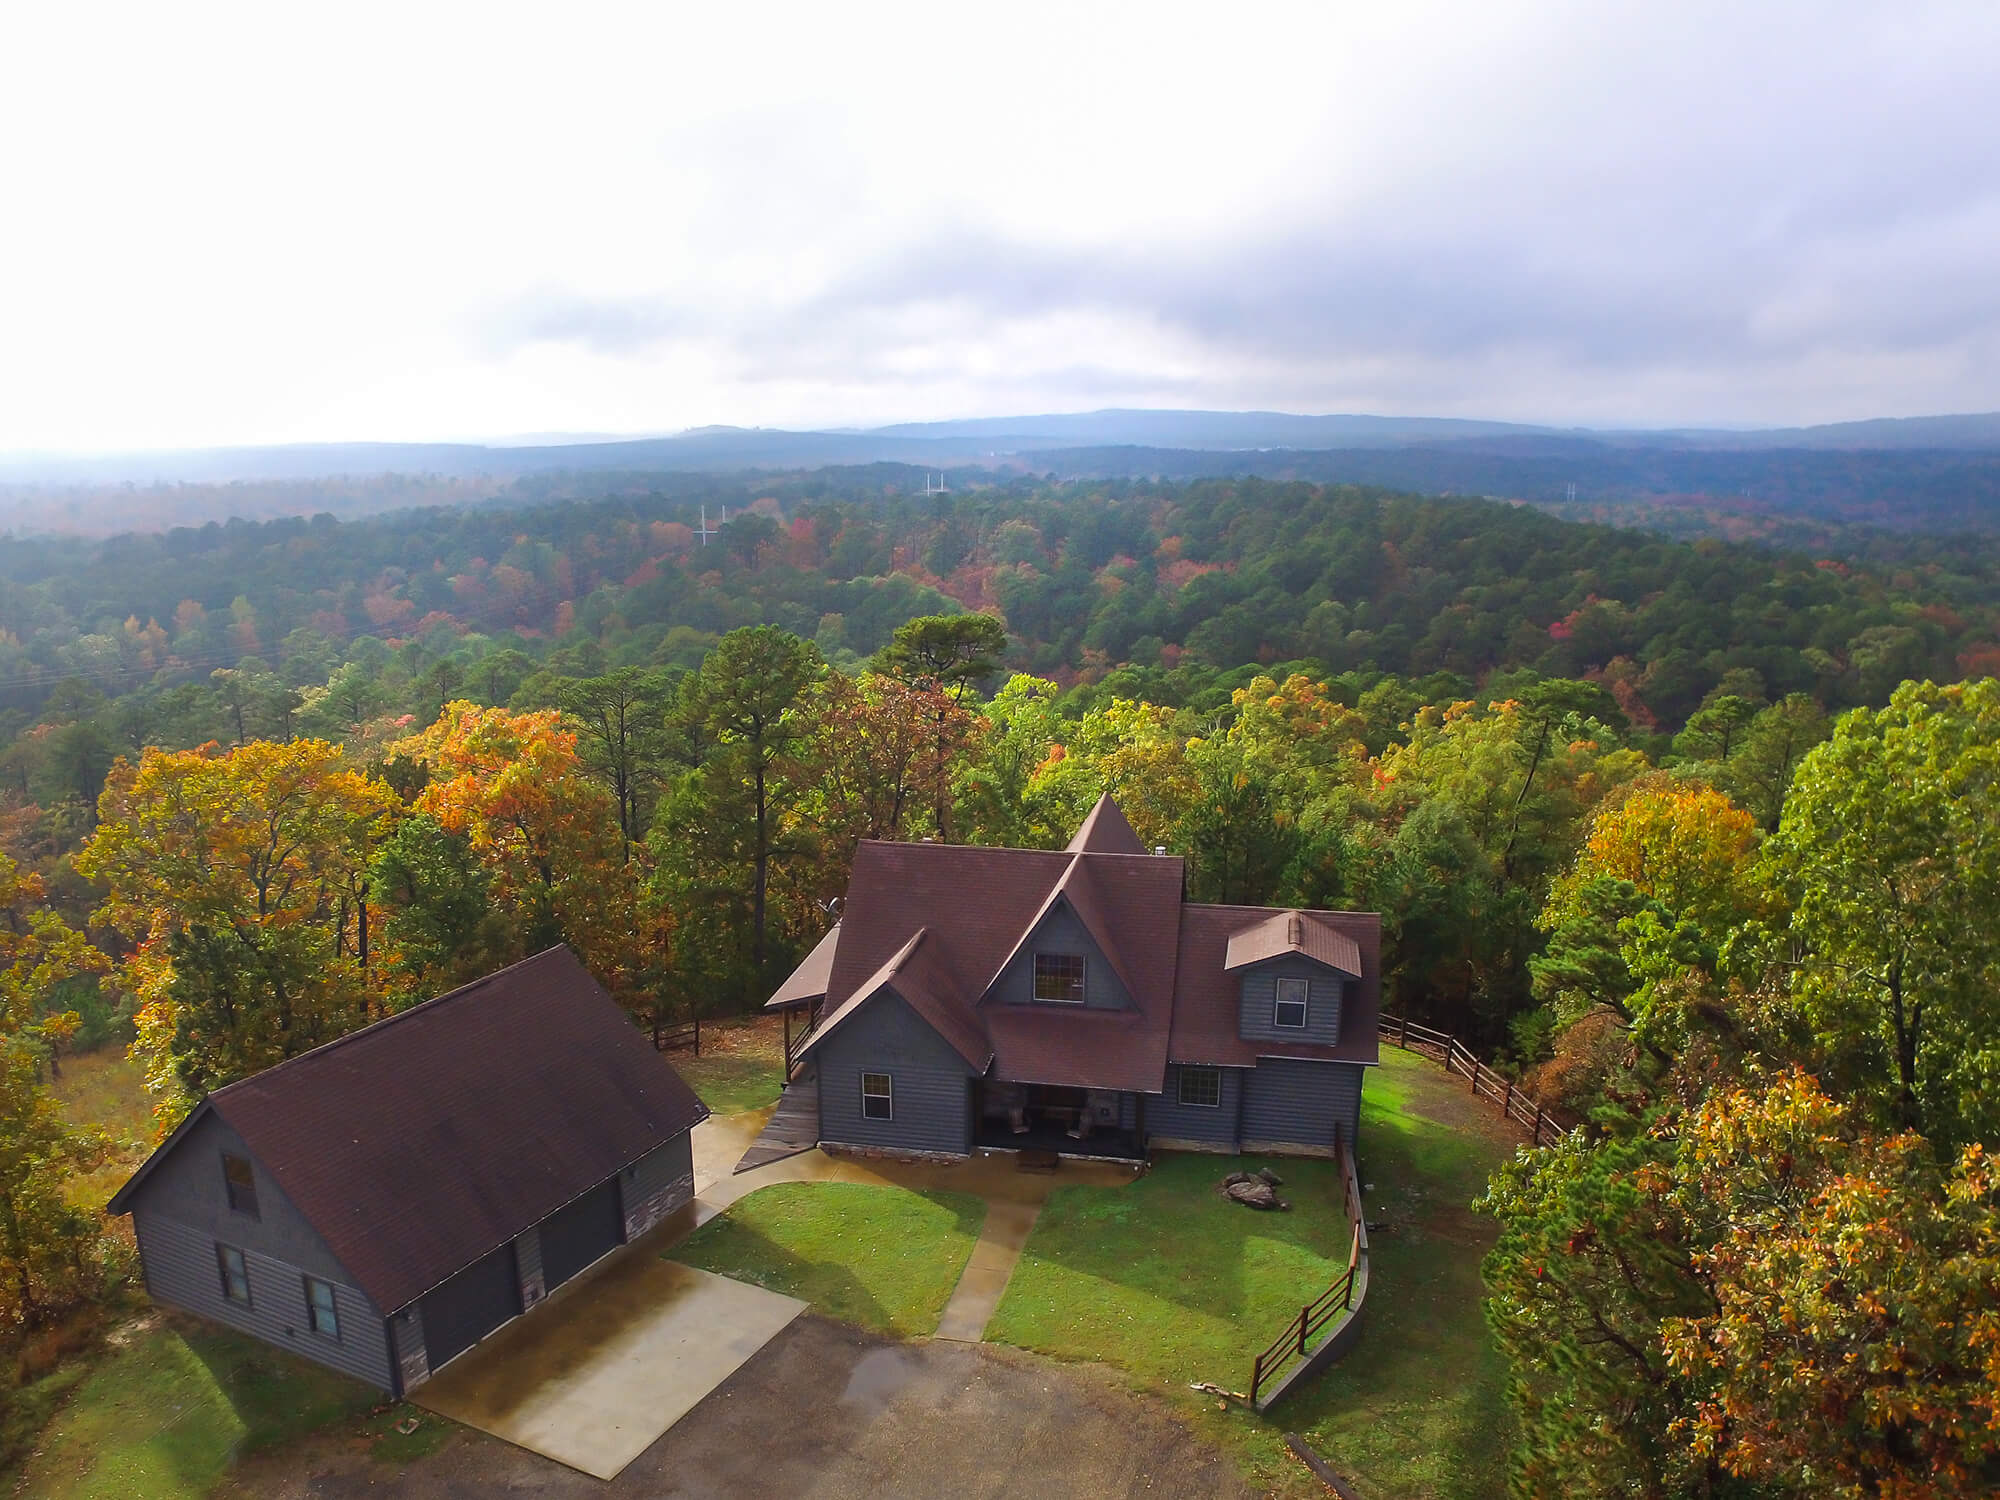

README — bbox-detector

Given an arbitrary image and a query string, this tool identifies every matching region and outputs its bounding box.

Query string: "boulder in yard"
[1225,1179,1281,1210]
[1256,1167,1284,1187]
[1222,1171,1253,1188]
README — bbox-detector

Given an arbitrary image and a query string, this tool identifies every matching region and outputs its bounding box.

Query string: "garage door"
[419,1242,520,1371]
[539,1178,624,1291]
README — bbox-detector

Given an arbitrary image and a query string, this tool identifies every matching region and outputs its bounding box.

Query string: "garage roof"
[110,946,708,1313]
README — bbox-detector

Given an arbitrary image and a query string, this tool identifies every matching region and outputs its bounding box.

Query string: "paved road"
[222,1316,1251,1500]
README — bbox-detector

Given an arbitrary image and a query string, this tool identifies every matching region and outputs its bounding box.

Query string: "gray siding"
[389,1305,430,1392]
[987,901,1132,1011]
[1149,1064,1246,1148]
[1241,1058,1364,1152]
[515,1226,546,1309]
[1237,955,1345,1046]
[133,1209,395,1390]
[816,989,974,1155]
[621,1134,695,1240]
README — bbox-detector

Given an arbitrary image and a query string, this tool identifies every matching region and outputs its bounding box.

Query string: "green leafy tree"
[1765,678,2000,1146]
[559,667,674,861]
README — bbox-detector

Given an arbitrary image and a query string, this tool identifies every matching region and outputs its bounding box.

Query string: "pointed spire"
[1064,793,1148,855]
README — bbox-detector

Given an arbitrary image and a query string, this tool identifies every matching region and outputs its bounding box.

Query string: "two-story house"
[766,795,1380,1160]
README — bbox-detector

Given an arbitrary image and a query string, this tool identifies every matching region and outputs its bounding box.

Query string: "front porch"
[974,1080,1146,1162]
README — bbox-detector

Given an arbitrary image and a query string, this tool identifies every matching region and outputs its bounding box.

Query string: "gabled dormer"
[982,854,1137,1012]
[1223,910,1361,1046]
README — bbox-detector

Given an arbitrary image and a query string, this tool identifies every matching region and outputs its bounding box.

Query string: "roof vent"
[1287,912,1303,946]
[1153,845,1167,856]
[921,836,934,843]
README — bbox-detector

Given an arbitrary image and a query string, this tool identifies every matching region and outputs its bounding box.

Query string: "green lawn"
[989,1048,1520,1500]
[11,1322,446,1499]
[670,1181,986,1336]
[985,1152,1349,1390]
[674,1051,784,1115]
[669,1016,787,1114]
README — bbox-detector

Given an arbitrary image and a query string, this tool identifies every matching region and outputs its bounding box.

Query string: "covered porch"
[974,1079,1146,1161]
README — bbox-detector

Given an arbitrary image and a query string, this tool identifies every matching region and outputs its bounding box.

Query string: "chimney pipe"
[1153,845,1166,856]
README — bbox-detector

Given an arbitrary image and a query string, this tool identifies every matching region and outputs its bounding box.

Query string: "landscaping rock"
[1221,1171,1253,1188]
[1255,1167,1284,1187]
[1225,1179,1282,1210]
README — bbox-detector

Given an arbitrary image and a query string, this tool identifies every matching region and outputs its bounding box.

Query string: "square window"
[217,1244,250,1305]
[222,1154,259,1218]
[1177,1066,1222,1109]
[861,1072,894,1121]
[1274,977,1309,1029]
[1033,952,1086,1003]
[304,1276,340,1340]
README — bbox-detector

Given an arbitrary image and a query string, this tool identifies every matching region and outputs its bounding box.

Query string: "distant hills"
[7,408,2000,489]
[5,408,2000,538]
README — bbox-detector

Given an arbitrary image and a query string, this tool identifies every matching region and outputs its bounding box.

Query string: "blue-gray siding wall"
[621,1133,695,1240]
[515,1226,546,1309]
[816,990,974,1154]
[126,1111,394,1390]
[1241,1059,1365,1150]
[1150,1064,1247,1146]
[987,901,1132,1011]
[1237,955,1345,1046]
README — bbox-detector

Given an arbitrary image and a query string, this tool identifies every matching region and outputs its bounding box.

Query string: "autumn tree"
[394,702,636,989]
[77,739,395,1122]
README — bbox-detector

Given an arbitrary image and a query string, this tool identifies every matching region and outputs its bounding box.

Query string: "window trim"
[860,1071,894,1122]
[216,1243,251,1307]
[1177,1066,1223,1109]
[221,1152,259,1219]
[303,1275,341,1341]
[1273,976,1310,1030]
[1032,951,1088,1004]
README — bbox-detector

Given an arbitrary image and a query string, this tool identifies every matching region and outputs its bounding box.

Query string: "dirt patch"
[682,1013,785,1064]
[217,1315,1248,1499]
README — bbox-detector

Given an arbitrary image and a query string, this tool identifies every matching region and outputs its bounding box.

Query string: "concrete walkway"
[934,1199,1041,1342]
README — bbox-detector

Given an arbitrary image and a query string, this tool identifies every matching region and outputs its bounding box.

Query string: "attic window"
[222,1154,259,1218]
[1274,977,1309,1029]
[1033,953,1087,1003]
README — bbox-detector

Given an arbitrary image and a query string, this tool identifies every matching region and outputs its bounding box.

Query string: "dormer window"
[1273,977,1309,1029]
[1033,953,1087,1003]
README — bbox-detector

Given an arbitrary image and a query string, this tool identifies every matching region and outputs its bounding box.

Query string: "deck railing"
[1379,1012,1581,1147]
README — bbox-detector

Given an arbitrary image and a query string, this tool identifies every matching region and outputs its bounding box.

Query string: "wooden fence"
[1378,1013,1580,1147]
[652,1016,702,1056]
[1248,1135,1372,1409]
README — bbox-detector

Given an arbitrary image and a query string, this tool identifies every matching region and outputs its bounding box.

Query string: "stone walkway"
[682,1109,1140,1342]
[934,1199,1041,1342]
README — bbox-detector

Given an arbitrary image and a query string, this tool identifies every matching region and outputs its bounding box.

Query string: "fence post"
[1469,1056,1480,1095]
[1533,1104,1544,1144]
[1298,1305,1310,1356]
[1504,1077,1513,1119]
[1398,1014,1409,1045]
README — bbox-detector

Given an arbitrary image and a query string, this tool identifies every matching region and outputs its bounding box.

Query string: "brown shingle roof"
[113,947,708,1313]
[1169,905,1381,1068]
[767,920,842,1009]
[1223,909,1363,977]
[787,800,1380,1097]
[1065,793,1149,854]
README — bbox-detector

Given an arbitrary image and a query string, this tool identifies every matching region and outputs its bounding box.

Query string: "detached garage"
[108,947,710,1396]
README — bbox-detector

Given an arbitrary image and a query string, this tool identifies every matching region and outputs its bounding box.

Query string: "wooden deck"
[733,1074,820,1174]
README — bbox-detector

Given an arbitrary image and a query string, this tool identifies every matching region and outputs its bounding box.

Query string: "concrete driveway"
[414,1247,804,1480]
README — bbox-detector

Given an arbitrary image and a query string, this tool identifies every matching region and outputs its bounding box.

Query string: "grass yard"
[669,1014,786,1114]
[985,1152,1349,1389]
[670,1181,986,1336]
[989,1047,1521,1500]
[10,1319,445,1500]
[52,1048,157,1212]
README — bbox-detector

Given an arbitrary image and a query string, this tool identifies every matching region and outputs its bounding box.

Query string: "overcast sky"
[2,1,1997,450]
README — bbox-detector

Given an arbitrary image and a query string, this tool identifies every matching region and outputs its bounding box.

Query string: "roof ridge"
[211,945,579,1098]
